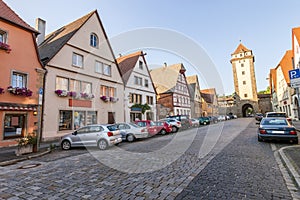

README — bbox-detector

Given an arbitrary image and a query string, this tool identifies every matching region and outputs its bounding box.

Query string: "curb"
[278,145,300,188]
[0,148,51,167]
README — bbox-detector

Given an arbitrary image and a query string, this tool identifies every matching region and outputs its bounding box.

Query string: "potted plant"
[110,97,119,102]
[55,89,68,97]
[15,133,37,156]
[100,95,109,102]
[7,86,32,97]
[0,87,4,94]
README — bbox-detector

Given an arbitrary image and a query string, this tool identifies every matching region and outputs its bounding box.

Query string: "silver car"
[60,124,122,150]
[116,122,149,142]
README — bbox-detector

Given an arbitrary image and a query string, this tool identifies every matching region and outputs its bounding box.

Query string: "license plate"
[272,131,284,134]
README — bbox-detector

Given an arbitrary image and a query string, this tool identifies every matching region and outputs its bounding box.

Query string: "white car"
[190,118,200,127]
[60,124,122,150]
[115,122,149,142]
[159,118,182,133]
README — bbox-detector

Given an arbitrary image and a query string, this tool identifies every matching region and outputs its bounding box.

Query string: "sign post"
[289,69,300,119]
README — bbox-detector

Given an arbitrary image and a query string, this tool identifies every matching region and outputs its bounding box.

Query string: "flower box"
[100,96,109,102]
[0,87,4,94]
[15,145,33,156]
[110,97,119,102]
[0,41,11,53]
[55,89,68,97]
[7,86,32,97]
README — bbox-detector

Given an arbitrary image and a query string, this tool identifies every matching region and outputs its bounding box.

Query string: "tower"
[230,43,259,117]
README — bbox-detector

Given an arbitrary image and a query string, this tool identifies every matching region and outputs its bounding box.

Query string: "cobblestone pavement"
[176,120,298,199]
[0,118,298,199]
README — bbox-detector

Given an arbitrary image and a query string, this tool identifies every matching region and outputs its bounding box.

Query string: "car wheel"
[98,139,108,150]
[61,140,71,150]
[126,134,135,142]
[258,136,263,142]
[172,126,178,133]
[160,129,167,135]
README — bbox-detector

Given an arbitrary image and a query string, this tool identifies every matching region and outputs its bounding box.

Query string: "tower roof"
[232,43,250,55]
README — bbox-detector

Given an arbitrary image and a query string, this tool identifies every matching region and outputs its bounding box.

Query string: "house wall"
[42,13,124,140]
[0,20,44,147]
[124,56,156,122]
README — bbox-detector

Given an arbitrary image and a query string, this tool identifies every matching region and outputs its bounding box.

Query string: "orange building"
[0,0,45,147]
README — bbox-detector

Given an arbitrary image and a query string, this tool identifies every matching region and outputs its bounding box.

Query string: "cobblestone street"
[0,118,299,199]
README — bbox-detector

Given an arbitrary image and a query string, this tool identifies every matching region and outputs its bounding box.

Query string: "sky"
[4,0,300,95]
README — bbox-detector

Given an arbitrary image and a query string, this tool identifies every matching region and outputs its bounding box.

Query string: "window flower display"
[55,89,68,97]
[100,96,109,102]
[110,97,119,102]
[0,87,4,94]
[7,86,32,97]
[0,41,11,53]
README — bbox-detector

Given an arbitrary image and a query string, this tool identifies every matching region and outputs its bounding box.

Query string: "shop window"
[59,110,72,131]
[108,112,115,124]
[87,111,97,125]
[3,114,25,139]
[74,111,85,130]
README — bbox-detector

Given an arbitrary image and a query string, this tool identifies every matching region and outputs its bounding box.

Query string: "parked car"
[208,116,218,123]
[255,113,264,121]
[134,120,160,136]
[159,118,182,133]
[217,115,226,121]
[60,124,122,150]
[115,122,149,142]
[190,118,200,127]
[199,117,210,125]
[167,115,191,128]
[153,121,173,135]
[257,117,298,144]
[265,112,292,124]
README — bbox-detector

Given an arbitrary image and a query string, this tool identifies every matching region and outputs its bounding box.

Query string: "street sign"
[289,69,300,88]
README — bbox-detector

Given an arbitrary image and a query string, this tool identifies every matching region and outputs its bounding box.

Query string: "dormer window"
[90,33,98,48]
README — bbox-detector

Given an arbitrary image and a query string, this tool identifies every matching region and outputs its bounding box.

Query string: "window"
[0,29,8,43]
[242,71,245,75]
[56,77,69,90]
[72,53,83,68]
[69,79,81,92]
[100,85,116,97]
[243,81,246,85]
[87,111,97,125]
[12,72,27,88]
[74,111,85,129]
[103,64,111,76]
[146,96,153,105]
[82,82,92,93]
[145,79,149,87]
[3,114,25,139]
[139,61,143,69]
[59,110,72,131]
[130,93,142,104]
[244,94,248,98]
[241,63,244,67]
[95,61,103,74]
[240,53,242,57]
[90,33,98,48]
[134,76,143,86]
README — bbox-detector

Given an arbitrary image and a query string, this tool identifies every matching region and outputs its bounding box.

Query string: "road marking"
[271,143,277,151]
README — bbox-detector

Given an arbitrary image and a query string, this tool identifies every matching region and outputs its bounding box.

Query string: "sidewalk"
[0,140,59,166]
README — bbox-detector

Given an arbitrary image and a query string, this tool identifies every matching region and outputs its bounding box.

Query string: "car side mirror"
[256,122,260,125]
[72,131,77,135]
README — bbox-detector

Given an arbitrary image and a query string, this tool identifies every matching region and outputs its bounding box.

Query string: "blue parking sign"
[289,69,300,80]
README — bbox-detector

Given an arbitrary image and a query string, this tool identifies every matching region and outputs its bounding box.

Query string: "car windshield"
[262,119,288,126]
[107,125,119,131]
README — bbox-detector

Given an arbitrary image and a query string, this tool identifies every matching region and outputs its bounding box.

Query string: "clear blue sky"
[5,0,300,95]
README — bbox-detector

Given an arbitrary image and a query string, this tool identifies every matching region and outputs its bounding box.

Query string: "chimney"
[35,18,46,46]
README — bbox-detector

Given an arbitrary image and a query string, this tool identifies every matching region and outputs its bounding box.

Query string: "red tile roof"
[232,43,250,55]
[0,0,38,33]
[277,50,293,84]
[116,51,143,84]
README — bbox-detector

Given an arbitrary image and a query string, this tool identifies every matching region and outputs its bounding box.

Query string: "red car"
[154,121,173,135]
[134,120,160,136]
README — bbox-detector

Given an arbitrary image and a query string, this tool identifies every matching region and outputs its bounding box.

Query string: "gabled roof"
[116,51,143,84]
[232,43,250,55]
[277,50,293,84]
[150,63,185,94]
[200,88,216,104]
[38,11,95,64]
[0,0,38,34]
[292,27,300,46]
[186,75,198,84]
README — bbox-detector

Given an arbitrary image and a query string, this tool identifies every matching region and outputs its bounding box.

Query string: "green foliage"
[258,86,271,94]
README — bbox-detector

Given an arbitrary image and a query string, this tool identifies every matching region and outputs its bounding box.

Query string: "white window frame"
[12,71,27,88]
[95,61,103,74]
[72,53,83,68]
[103,64,111,76]
[0,29,8,43]
[90,33,98,48]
